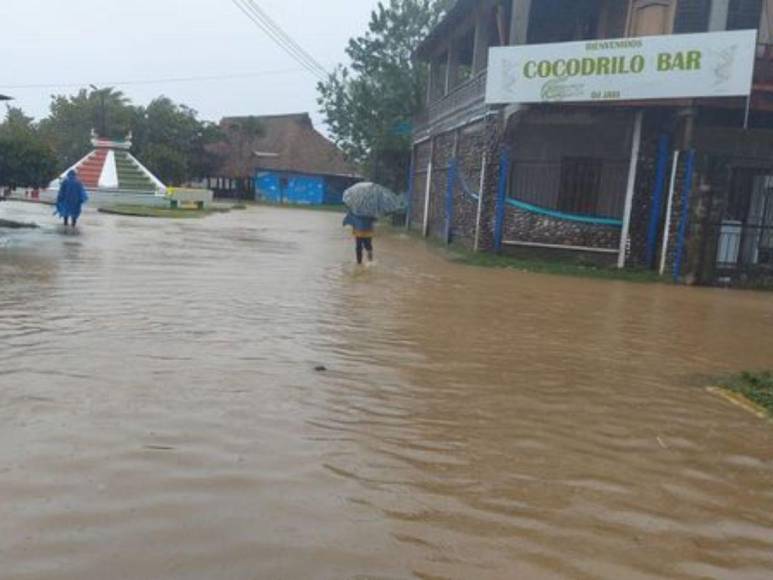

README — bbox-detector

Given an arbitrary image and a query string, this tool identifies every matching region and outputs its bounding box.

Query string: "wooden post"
[473,152,488,252]
[445,131,461,245]
[660,151,681,276]
[472,6,488,72]
[406,143,416,229]
[445,44,456,95]
[708,0,731,31]
[618,110,644,269]
[423,139,435,238]
[510,0,534,45]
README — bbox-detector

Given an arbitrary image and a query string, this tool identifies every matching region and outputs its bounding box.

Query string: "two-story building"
[409,0,773,286]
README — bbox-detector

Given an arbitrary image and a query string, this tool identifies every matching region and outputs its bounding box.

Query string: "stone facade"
[409,103,773,287]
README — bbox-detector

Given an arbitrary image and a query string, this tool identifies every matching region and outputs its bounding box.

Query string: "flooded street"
[1,201,773,579]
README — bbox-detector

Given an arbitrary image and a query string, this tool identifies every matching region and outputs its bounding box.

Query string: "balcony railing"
[415,70,488,136]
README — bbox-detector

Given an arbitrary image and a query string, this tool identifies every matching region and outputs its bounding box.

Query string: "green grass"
[98,205,225,219]
[394,227,664,284]
[722,372,773,416]
[450,249,664,283]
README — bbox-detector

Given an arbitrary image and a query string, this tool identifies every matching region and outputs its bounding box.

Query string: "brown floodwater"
[1,201,773,580]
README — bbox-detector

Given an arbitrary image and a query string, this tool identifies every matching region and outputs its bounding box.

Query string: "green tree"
[132,97,222,184]
[139,143,188,186]
[317,0,451,190]
[38,88,135,169]
[0,107,58,188]
[35,91,221,184]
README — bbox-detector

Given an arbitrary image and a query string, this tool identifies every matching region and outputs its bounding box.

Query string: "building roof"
[211,113,361,179]
[415,0,477,60]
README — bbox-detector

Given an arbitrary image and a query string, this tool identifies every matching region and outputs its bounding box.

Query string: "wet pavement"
[1,201,773,579]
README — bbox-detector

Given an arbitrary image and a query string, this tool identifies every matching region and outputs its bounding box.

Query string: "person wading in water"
[343,211,376,265]
[56,170,88,229]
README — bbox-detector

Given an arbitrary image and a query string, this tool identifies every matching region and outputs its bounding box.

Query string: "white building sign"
[486,30,757,105]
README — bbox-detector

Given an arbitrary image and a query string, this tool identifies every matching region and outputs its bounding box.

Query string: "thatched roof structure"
[211,113,361,179]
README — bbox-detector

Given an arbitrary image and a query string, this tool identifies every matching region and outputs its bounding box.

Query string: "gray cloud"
[1,0,378,130]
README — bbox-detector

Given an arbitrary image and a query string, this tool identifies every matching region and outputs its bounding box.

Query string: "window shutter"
[727,0,763,30]
[674,0,712,33]
[629,0,676,36]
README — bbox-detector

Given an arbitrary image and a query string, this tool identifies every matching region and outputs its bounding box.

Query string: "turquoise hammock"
[454,164,623,228]
[505,198,623,228]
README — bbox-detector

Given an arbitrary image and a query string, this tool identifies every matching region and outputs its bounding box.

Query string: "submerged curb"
[0,218,39,229]
[706,386,770,420]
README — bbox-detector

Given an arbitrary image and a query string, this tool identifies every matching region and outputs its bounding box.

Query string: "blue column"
[494,150,510,253]
[645,134,670,268]
[445,159,457,244]
[673,150,696,283]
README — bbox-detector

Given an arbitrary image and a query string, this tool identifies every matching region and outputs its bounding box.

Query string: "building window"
[628,0,676,36]
[528,0,601,44]
[478,0,511,70]
[558,157,603,215]
[452,28,475,87]
[673,0,712,33]
[727,0,763,30]
[429,51,449,100]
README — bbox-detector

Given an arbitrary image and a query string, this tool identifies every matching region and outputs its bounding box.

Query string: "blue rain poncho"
[55,170,88,221]
[343,211,377,237]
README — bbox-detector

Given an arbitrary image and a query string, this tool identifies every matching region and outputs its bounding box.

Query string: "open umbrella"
[343,182,404,218]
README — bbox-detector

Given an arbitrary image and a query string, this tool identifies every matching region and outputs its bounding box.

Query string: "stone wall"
[500,206,621,250]
[408,113,504,251]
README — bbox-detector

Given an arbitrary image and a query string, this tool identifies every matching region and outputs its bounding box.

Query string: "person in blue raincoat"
[56,170,88,228]
[343,211,377,265]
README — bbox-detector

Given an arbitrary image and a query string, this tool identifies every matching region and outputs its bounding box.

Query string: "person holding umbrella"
[343,211,377,265]
[342,182,404,265]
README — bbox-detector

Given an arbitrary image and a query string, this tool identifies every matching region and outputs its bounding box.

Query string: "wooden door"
[628,0,676,36]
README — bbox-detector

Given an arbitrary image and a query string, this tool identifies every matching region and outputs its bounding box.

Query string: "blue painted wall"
[255,170,352,206]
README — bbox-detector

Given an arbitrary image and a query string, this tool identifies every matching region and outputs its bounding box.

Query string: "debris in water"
[314,365,328,372]
[0,219,38,229]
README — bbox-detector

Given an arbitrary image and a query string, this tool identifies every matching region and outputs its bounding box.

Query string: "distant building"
[207,113,361,205]
[411,0,773,287]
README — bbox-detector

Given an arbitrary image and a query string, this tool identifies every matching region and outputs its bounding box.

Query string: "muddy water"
[1,201,773,580]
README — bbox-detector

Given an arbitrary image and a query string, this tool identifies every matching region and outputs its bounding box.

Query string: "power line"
[230,0,324,80]
[242,0,328,77]
[229,0,327,81]
[0,68,308,91]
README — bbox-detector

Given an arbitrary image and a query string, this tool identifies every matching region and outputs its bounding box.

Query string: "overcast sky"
[1,0,380,131]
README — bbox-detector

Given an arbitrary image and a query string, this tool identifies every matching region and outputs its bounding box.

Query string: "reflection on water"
[1,201,773,579]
